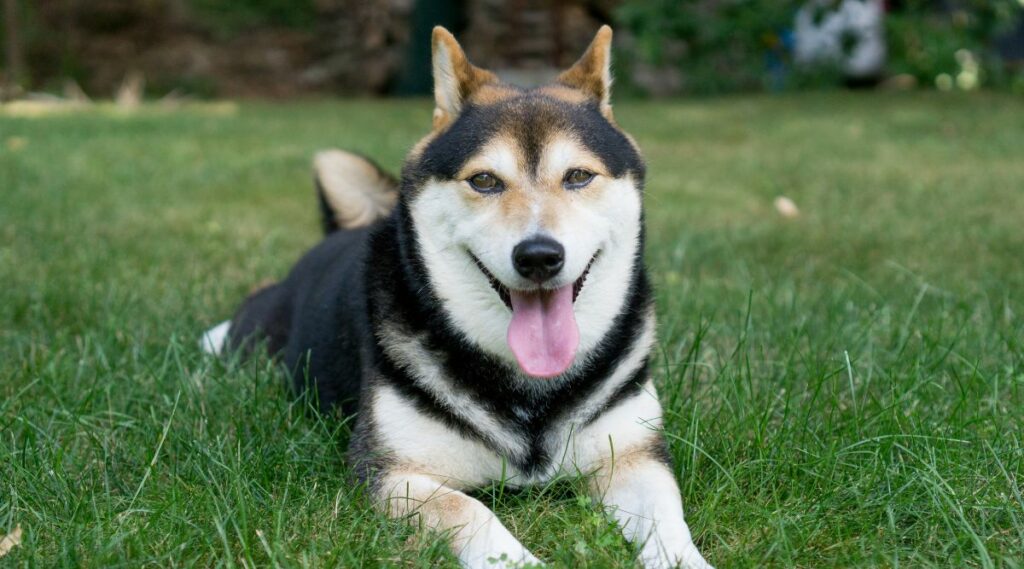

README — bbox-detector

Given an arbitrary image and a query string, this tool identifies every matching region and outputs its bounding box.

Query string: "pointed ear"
[431,26,497,129]
[557,25,614,119]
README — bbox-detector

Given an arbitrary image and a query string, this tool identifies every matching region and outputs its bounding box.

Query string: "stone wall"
[11,0,615,98]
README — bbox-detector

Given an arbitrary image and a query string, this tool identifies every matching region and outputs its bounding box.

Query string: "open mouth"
[471,252,598,311]
[470,251,598,379]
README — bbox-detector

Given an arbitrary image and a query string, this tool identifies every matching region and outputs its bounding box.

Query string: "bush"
[187,0,317,36]
[886,1,1021,90]
[614,0,1023,94]
[616,0,805,94]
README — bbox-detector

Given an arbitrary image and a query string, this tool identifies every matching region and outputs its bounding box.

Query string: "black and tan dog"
[202,26,712,569]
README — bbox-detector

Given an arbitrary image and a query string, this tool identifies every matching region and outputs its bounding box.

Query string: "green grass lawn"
[2,93,1023,568]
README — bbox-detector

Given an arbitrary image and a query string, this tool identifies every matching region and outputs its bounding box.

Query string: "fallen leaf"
[0,525,22,558]
[774,196,800,218]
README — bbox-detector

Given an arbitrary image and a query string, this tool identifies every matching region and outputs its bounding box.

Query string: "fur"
[204,25,713,569]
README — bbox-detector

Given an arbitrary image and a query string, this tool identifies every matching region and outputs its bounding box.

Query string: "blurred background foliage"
[2,0,1023,99]
[617,0,1024,94]
[885,0,1023,90]
[616,0,805,94]
[187,0,319,34]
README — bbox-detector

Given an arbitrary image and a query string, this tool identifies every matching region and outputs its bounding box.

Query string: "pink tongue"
[507,285,580,378]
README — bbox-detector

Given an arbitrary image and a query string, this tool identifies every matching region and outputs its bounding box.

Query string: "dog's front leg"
[590,444,713,569]
[379,471,541,568]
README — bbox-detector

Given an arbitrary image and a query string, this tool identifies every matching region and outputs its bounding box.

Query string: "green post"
[392,0,465,96]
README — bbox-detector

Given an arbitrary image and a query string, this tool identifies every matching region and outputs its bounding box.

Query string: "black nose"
[513,236,565,283]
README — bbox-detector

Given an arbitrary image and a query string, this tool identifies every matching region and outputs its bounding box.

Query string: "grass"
[2,92,1023,568]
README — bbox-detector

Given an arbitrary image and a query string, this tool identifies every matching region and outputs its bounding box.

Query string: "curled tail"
[314,150,399,234]
[201,151,392,357]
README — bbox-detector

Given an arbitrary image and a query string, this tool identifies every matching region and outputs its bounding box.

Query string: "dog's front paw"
[480,550,544,569]
[640,543,713,569]
[675,548,713,569]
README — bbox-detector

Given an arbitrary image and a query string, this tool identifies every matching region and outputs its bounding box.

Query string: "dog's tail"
[314,150,399,234]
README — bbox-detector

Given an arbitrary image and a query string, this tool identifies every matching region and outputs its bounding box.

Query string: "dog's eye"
[563,169,594,190]
[467,172,504,194]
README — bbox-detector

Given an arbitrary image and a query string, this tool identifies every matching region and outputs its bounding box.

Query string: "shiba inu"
[202,26,713,569]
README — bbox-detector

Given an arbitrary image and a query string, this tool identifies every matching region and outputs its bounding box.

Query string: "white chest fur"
[371,378,663,490]
[372,311,660,488]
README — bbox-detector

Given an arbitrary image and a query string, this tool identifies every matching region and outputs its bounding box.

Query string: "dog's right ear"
[431,27,496,130]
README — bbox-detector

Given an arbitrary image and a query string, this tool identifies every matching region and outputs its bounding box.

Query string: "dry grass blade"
[0,525,23,558]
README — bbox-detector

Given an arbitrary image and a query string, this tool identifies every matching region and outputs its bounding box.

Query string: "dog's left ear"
[431,26,497,130]
[557,25,614,120]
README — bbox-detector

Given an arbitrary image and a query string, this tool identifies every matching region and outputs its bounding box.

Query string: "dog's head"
[403,26,645,379]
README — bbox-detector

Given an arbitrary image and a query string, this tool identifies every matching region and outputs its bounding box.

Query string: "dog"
[202,26,713,569]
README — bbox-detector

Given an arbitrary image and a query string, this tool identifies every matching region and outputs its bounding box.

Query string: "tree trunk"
[4,0,24,96]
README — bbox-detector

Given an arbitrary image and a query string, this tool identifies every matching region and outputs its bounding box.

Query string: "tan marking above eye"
[538,135,610,182]
[456,136,524,183]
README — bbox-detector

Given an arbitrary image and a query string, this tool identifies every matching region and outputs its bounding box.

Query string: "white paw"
[485,551,543,568]
[641,543,713,569]
[459,533,542,569]
[463,549,542,569]
[676,548,714,569]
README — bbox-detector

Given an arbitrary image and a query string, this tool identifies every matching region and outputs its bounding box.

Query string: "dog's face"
[405,27,645,379]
